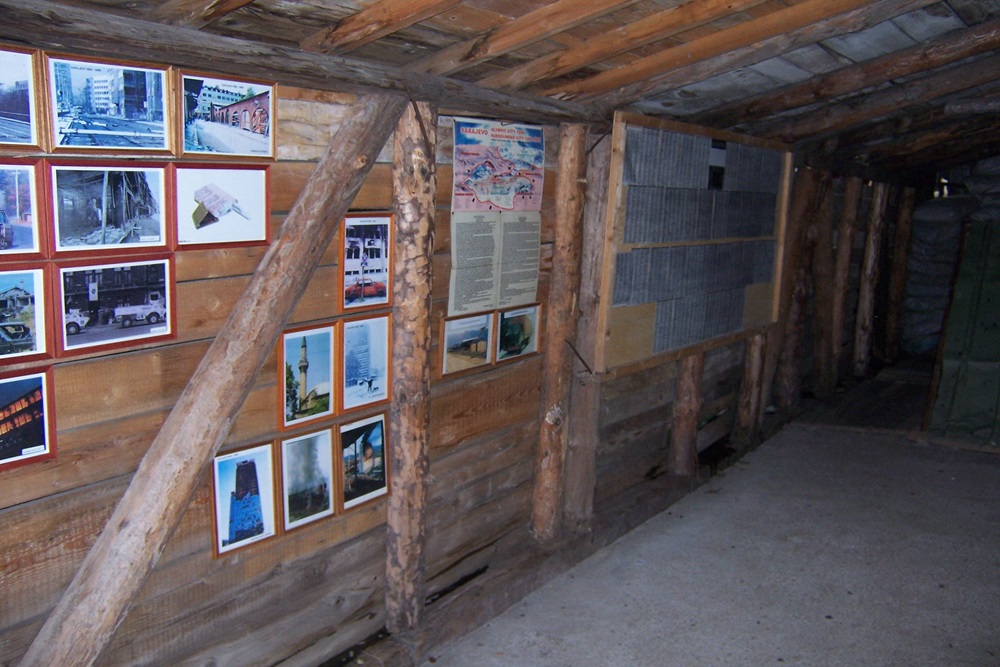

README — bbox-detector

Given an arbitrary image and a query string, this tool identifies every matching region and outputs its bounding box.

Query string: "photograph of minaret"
[280,324,334,429]
[212,443,275,555]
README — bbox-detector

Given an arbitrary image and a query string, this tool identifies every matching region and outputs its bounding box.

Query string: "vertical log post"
[532,123,589,542]
[885,186,917,364]
[831,176,864,384]
[810,179,837,398]
[563,131,611,534]
[732,332,767,447]
[386,100,437,633]
[18,93,407,667]
[853,181,890,377]
[671,351,705,477]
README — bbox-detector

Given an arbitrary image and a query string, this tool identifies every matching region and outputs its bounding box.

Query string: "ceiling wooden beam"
[538,0,881,100]
[476,0,769,91]
[151,0,256,29]
[693,16,1000,130]
[404,0,639,77]
[944,98,1000,115]
[300,0,462,55]
[0,0,605,126]
[861,115,1000,165]
[870,120,1000,171]
[587,0,938,110]
[751,53,1000,143]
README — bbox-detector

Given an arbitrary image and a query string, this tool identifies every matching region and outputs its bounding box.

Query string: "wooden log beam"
[944,98,1000,115]
[591,0,937,111]
[694,17,1000,129]
[810,176,837,398]
[17,92,407,667]
[853,181,890,378]
[732,332,767,447]
[407,0,637,77]
[0,0,603,126]
[386,101,437,633]
[150,0,255,28]
[671,352,705,477]
[532,123,589,542]
[831,176,864,384]
[540,0,895,100]
[563,131,612,534]
[301,0,462,55]
[885,186,917,364]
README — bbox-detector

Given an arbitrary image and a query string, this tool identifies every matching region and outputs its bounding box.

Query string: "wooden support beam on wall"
[671,352,705,477]
[563,131,612,534]
[853,181,890,377]
[17,92,408,667]
[831,176,864,385]
[732,331,767,447]
[885,186,917,364]
[810,177,837,398]
[386,100,438,634]
[532,123,589,542]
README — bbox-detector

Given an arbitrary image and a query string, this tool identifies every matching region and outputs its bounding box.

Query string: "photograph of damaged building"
[1,0,998,666]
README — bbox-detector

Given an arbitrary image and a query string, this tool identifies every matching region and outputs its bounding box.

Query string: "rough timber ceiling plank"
[300,0,463,54]
[693,16,1000,128]
[539,0,898,100]
[151,0,256,27]
[475,0,771,91]
[821,17,918,60]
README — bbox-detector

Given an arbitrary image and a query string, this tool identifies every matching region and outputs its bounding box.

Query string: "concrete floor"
[421,423,1000,667]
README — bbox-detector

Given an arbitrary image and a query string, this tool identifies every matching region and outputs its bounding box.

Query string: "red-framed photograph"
[212,441,277,556]
[173,163,270,248]
[279,428,335,531]
[0,159,46,259]
[339,412,389,511]
[0,265,51,364]
[496,303,540,363]
[442,311,494,376]
[278,322,336,431]
[341,213,392,312]
[56,256,174,355]
[0,47,43,152]
[180,72,274,159]
[0,367,56,472]
[340,313,390,412]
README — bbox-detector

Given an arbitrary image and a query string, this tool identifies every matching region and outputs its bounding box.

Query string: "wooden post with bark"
[831,176,864,384]
[885,186,917,364]
[671,351,705,477]
[532,123,589,542]
[386,100,437,634]
[18,93,407,667]
[853,181,890,377]
[810,179,837,398]
[732,331,767,447]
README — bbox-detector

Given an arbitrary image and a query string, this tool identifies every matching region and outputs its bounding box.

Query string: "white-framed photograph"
[181,73,274,158]
[281,429,335,530]
[174,164,269,246]
[0,160,42,257]
[341,314,390,411]
[0,268,47,361]
[341,213,392,310]
[47,56,171,152]
[279,324,335,430]
[340,413,388,510]
[213,442,277,555]
[50,163,167,253]
[442,312,493,375]
[497,304,539,361]
[0,48,40,149]
[0,368,56,472]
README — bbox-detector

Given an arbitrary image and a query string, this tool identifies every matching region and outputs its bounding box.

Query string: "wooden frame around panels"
[278,322,337,432]
[56,255,175,356]
[338,411,389,512]
[212,440,278,557]
[46,160,171,257]
[0,366,56,472]
[173,163,270,248]
[0,158,46,260]
[340,313,390,413]
[0,264,52,365]
[278,427,336,532]
[340,212,392,313]
[495,303,541,364]
[179,71,275,160]
[593,111,793,373]
[441,310,494,377]
[43,53,174,156]
[0,46,44,152]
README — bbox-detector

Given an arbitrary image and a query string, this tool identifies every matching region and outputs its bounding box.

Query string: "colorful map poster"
[450,118,544,316]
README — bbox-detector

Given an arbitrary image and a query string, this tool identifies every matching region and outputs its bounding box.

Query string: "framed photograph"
[0,48,41,149]
[58,257,173,354]
[496,304,540,362]
[342,213,392,311]
[279,324,335,430]
[0,160,43,258]
[341,314,390,411]
[0,268,48,362]
[181,73,274,158]
[174,164,269,247]
[340,413,388,510]
[212,442,277,556]
[280,429,335,530]
[50,162,168,254]
[442,312,494,375]
[46,56,171,153]
[0,368,55,472]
